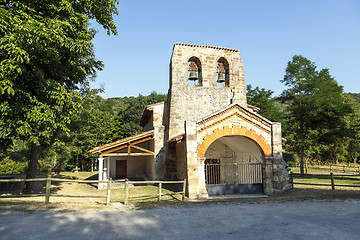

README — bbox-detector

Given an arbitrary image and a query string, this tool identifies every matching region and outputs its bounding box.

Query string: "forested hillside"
[2,88,359,175]
[349,93,360,103]
[1,80,359,175]
[0,92,167,174]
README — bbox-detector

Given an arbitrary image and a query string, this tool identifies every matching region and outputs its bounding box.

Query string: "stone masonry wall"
[152,103,166,180]
[271,123,291,192]
[167,43,247,140]
[162,43,291,197]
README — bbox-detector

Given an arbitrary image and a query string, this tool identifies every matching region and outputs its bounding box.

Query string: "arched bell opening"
[188,57,202,86]
[216,57,230,87]
[203,135,264,195]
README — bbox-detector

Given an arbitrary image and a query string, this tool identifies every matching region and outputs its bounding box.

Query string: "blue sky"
[90,0,360,99]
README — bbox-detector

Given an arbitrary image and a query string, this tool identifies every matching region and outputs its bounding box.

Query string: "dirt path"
[1,200,359,240]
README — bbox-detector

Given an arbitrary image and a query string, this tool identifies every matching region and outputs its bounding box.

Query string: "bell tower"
[167,43,247,140]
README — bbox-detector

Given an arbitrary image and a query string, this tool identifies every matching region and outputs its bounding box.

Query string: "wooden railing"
[290,171,360,190]
[121,179,186,204]
[297,162,360,174]
[0,176,186,205]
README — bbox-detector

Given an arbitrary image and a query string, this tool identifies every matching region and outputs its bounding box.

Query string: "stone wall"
[196,104,273,159]
[161,43,290,197]
[167,43,247,140]
[152,103,166,180]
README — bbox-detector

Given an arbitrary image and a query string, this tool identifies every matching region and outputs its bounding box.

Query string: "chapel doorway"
[204,135,264,195]
[116,160,127,179]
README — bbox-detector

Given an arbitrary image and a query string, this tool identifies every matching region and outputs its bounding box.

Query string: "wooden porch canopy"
[89,130,154,157]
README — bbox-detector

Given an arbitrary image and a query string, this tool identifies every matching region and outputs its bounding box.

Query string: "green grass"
[291,166,360,188]
[291,164,360,175]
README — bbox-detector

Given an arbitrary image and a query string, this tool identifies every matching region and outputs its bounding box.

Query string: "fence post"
[330,172,335,190]
[317,161,320,170]
[158,182,162,202]
[124,179,129,205]
[45,175,51,204]
[290,171,294,189]
[343,165,345,173]
[106,178,111,205]
[182,179,186,201]
[358,166,360,174]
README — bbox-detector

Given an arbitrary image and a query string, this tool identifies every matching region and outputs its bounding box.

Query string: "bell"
[188,70,198,80]
[217,72,225,83]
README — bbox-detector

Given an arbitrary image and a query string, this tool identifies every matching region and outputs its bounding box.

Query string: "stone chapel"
[90,43,291,199]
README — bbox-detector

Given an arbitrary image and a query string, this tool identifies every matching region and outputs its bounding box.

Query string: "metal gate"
[205,160,263,195]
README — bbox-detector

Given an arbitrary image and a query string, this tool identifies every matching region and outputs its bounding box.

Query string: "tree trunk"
[23,144,43,193]
[300,119,305,175]
[300,147,304,175]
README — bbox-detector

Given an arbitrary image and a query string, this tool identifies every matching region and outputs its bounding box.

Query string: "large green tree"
[246,84,284,123]
[0,0,118,189]
[281,55,352,174]
[67,92,167,171]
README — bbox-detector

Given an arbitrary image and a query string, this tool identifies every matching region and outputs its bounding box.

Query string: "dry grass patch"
[0,172,185,212]
[2,170,360,212]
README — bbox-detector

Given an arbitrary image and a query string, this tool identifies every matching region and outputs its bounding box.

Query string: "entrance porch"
[89,130,155,188]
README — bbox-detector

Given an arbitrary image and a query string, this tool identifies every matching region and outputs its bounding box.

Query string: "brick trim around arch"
[197,125,272,158]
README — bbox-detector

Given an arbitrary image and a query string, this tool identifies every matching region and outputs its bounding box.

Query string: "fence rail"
[0,176,186,205]
[290,171,360,190]
[298,162,360,174]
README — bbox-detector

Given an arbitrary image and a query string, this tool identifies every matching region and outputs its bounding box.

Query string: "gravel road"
[1,200,360,240]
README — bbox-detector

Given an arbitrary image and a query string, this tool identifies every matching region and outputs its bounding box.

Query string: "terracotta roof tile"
[174,43,240,52]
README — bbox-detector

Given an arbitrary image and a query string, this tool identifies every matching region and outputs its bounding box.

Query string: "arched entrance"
[204,135,264,195]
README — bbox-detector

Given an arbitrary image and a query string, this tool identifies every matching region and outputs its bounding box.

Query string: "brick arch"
[197,125,271,158]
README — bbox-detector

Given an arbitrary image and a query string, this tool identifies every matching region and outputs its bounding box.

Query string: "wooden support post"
[317,161,320,170]
[45,175,51,204]
[106,178,111,205]
[330,172,335,190]
[290,171,294,189]
[182,179,186,201]
[343,165,345,173]
[124,179,129,205]
[358,166,360,174]
[158,182,162,202]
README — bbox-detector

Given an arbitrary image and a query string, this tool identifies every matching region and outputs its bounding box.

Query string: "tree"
[280,55,352,174]
[65,92,167,172]
[0,1,118,191]
[246,84,284,123]
[341,94,360,164]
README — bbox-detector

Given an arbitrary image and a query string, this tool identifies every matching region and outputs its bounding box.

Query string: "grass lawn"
[291,166,360,190]
[1,169,360,212]
[0,171,185,211]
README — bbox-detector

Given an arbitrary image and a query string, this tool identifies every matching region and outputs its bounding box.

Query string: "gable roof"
[174,43,240,53]
[139,101,164,127]
[89,130,154,154]
[197,103,272,126]
[196,103,273,135]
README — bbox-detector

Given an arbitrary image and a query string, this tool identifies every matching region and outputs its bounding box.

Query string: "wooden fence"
[299,162,360,174]
[0,176,186,205]
[121,179,187,204]
[290,171,360,190]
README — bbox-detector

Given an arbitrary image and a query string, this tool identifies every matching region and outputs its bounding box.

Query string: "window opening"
[188,61,199,86]
[217,62,226,87]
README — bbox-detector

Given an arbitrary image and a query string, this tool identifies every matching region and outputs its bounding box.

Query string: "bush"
[0,157,28,174]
